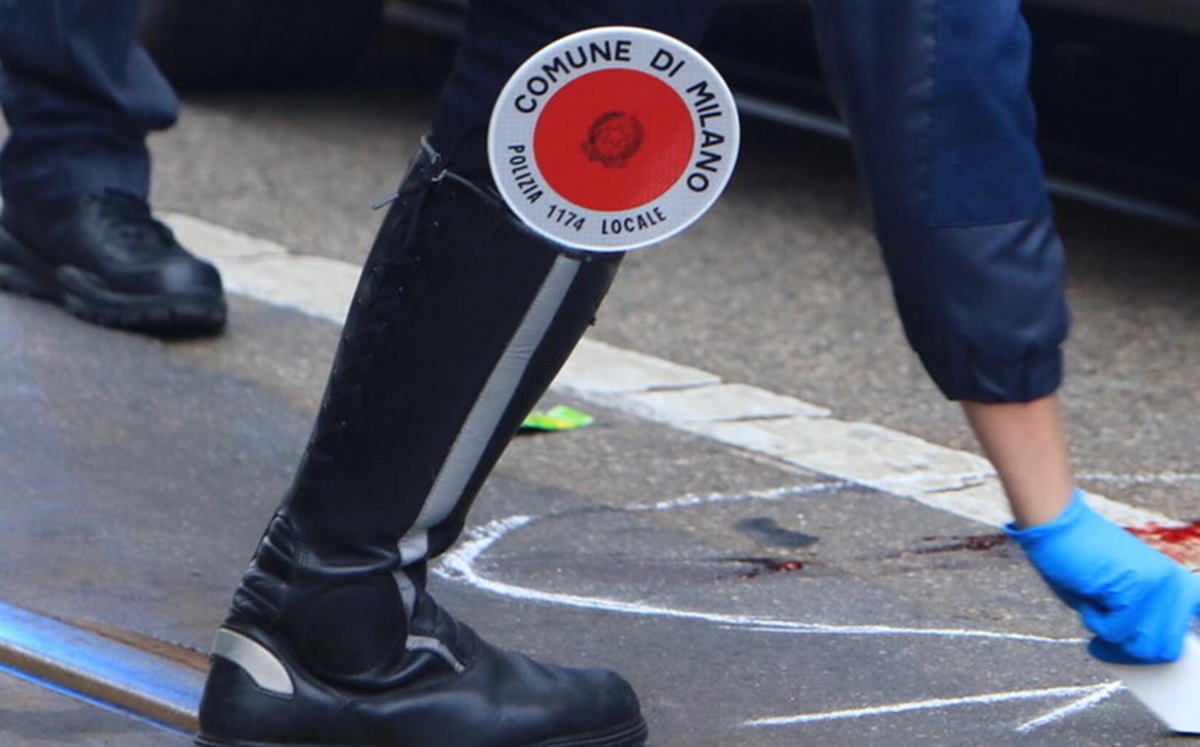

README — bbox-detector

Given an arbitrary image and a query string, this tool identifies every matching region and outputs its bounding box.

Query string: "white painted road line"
[167,213,1182,533]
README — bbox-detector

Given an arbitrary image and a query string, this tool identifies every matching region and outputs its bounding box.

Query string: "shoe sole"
[193,718,648,747]
[0,225,226,336]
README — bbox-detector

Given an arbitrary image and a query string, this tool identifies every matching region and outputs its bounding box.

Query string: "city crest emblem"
[488,26,740,252]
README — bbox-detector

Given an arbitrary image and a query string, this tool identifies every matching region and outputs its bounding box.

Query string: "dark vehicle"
[138,0,1200,227]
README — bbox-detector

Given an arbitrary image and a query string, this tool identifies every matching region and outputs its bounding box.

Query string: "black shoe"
[198,548,647,747]
[0,191,226,334]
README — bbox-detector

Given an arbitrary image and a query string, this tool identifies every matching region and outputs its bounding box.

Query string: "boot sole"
[193,718,648,747]
[0,226,226,335]
[58,265,227,335]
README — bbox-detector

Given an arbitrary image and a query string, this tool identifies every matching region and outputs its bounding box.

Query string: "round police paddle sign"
[488,26,740,252]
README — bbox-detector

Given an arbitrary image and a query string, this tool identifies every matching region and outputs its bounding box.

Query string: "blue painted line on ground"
[0,600,203,732]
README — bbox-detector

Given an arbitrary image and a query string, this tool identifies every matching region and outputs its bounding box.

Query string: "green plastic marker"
[520,405,594,432]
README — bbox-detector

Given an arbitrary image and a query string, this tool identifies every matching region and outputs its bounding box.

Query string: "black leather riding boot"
[195,141,640,747]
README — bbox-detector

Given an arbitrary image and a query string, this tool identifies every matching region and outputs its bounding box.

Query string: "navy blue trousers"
[429,0,716,179]
[0,0,1069,404]
[0,0,177,202]
[436,0,1069,404]
[809,0,1070,403]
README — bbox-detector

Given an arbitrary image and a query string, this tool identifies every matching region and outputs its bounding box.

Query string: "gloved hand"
[1006,489,1200,664]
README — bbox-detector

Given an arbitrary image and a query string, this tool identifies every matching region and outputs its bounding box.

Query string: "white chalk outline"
[435,506,1080,646]
[1015,682,1125,734]
[429,484,1140,735]
[742,683,1124,728]
[744,686,1118,725]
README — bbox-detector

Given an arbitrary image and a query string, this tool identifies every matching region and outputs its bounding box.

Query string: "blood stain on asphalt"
[1127,520,1200,568]
[911,533,1009,555]
[730,556,807,579]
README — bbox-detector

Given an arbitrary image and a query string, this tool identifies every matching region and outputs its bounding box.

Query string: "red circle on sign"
[534,69,694,212]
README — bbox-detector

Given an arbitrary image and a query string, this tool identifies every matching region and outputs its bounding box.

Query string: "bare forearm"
[961,395,1075,528]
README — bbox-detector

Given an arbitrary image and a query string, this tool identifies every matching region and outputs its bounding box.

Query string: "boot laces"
[303,172,441,470]
[91,191,177,247]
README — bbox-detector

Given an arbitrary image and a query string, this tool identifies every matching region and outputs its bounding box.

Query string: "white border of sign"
[488,26,740,252]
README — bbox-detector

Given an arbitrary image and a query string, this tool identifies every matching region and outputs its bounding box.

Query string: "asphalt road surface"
[3,27,1200,747]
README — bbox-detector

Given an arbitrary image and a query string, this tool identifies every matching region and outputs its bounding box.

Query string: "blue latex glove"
[1006,489,1200,664]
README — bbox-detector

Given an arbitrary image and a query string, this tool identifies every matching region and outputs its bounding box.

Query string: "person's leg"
[197,3,715,746]
[429,0,714,181]
[810,0,1069,406]
[810,0,1074,518]
[0,0,175,201]
[809,0,1199,666]
[0,0,224,334]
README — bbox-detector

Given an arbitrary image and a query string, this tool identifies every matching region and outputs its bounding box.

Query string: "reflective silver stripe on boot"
[398,254,582,565]
[406,635,467,672]
[393,566,420,622]
[212,628,295,696]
